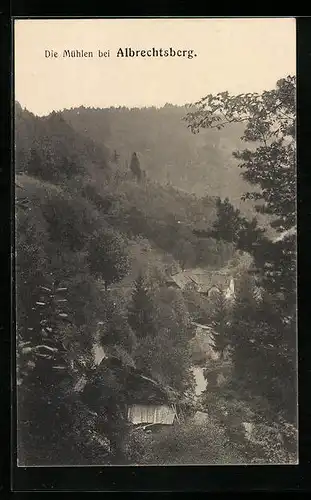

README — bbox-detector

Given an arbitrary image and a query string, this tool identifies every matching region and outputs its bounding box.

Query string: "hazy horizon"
[15,101,207,117]
[15,18,296,116]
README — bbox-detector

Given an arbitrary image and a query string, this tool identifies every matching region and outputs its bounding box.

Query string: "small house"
[78,355,180,433]
[166,272,197,291]
[168,270,235,299]
[125,371,179,431]
[189,272,235,299]
[127,404,177,431]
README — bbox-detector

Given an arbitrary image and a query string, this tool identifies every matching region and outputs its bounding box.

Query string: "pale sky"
[14,18,296,116]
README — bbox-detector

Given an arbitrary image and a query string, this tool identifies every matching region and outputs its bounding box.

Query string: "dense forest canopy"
[15,99,236,464]
[15,76,297,466]
[184,75,297,435]
[61,104,263,217]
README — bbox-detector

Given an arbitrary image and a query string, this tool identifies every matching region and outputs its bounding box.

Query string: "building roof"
[168,272,193,290]
[191,321,214,333]
[127,404,176,425]
[169,270,233,293]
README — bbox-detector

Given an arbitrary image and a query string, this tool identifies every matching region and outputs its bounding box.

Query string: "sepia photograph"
[14,18,297,466]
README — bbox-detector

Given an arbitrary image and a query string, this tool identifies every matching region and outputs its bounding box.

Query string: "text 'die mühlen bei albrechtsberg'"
[44,48,198,59]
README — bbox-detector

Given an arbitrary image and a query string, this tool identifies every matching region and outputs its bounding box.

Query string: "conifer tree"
[208,292,231,361]
[17,279,77,464]
[112,149,120,164]
[185,76,297,424]
[26,147,42,177]
[174,240,196,271]
[186,76,296,304]
[127,273,157,340]
[129,152,142,182]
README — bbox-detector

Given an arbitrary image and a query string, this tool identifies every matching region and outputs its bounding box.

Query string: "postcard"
[14,17,297,467]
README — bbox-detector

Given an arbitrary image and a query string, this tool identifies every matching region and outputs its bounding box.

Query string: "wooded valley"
[15,76,297,465]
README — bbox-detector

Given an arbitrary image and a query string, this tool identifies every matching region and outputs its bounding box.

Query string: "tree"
[228,276,297,423]
[26,147,42,177]
[207,292,231,361]
[148,288,195,393]
[87,228,130,290]
[128,281,195,394]
[185,76,296,272]
[185,75,296,305]
[41,193,99,252]
[185,76,297,425]
[185,75,295,215]
[129,152,142,182]
[112,149,120,164]
[99,291,136,356]
[17,279,82,465]
[59,155,83,180]
[128,274,157,340]
[173,240,196,271]
[80,361,130,464]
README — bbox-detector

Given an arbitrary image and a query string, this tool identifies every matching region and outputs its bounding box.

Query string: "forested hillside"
[15,102,235,273]
[15,101,236,465]
[62,104,255,213]
[15,75,297,467]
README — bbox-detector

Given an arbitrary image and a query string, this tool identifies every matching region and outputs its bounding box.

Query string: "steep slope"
[15,104,234,278]
[15,102,111,183]
[62,104,253,211]
[14,104,247,466]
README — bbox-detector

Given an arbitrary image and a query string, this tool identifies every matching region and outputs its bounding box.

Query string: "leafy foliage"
[227,277,297,423]
[17,279,95,465]
[128,274,158,340]
[15,103,109,183]
[16,78,296,466]
[207,292,232,360]
[199,391,297,464]
[16,104,201,464]
[129,152,143,182]
[129,283,195,393]
[86,228,131,289]
[185,75,296,232]
[124,419,245,465]
[185,76,297,429]
[62,104,252,212]
[98,291,136,355]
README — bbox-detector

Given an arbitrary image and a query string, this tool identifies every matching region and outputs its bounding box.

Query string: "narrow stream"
[93,343,106,365]
[192,366,207,397]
